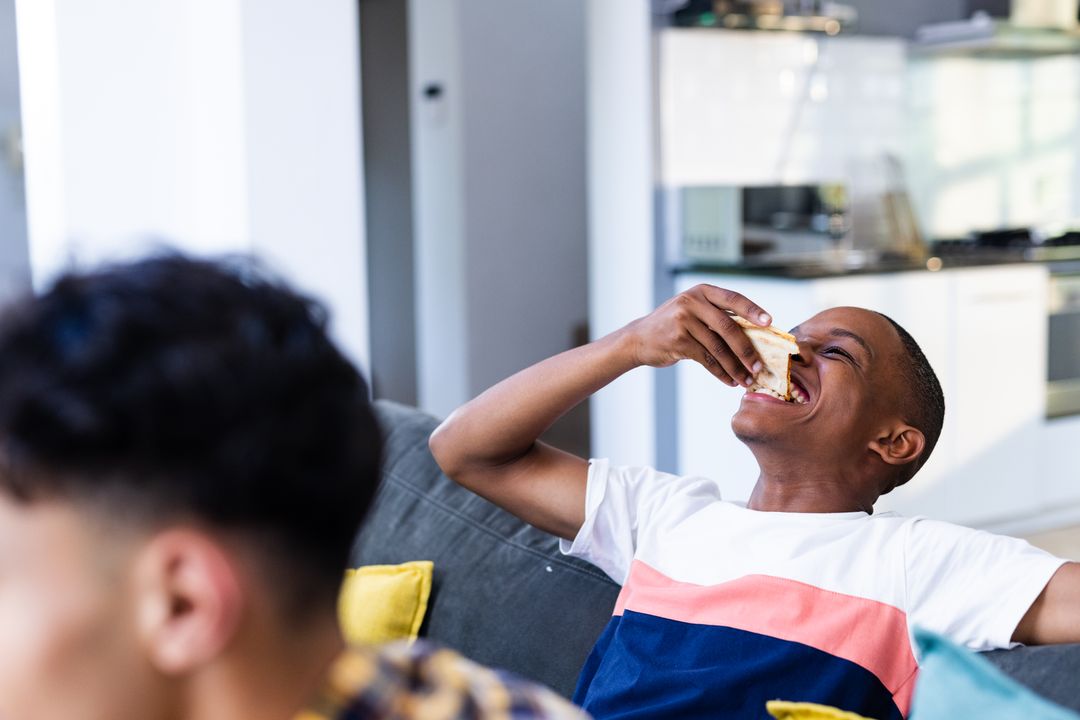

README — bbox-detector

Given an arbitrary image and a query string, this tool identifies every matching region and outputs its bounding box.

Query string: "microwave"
[664,184,851,268]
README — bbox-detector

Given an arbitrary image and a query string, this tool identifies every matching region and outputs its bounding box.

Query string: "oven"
[1048,265,1080,418]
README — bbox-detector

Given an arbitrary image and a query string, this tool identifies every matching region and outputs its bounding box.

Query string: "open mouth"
[741,370,814,406]
[789,375,811,405]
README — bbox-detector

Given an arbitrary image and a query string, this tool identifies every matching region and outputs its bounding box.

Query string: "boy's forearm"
[431,328,640,472]
[431,283,774,475]
[429,284,770,538]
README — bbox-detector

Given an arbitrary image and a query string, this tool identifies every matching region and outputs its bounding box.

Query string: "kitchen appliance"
[665,184,851,267]
[665,186,742,265]
[1048,266,1080,418]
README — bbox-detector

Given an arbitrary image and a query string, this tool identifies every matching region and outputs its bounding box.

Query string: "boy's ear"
[868,424,926,470]
[132,529,244,675]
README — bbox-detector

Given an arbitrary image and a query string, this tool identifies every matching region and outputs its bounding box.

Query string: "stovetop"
[933,230,1080,263]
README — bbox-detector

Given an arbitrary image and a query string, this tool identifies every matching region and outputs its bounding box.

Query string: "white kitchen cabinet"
[673,264,1053,527]
[945,267,1048,525]
[1044,414,1080,509]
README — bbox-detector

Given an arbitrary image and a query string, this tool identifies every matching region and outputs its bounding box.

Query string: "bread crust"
[729,314,797,343]
[730,314,799,400]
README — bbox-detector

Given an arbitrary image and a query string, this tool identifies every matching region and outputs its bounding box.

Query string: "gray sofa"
[351,400,1080,711]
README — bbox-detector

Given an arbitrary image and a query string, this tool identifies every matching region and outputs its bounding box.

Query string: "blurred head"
[732,307,944,500]
[0,255,380,720]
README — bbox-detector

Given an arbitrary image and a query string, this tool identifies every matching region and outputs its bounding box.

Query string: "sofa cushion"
[983,644,1080,713]
[338,560,433,646]
[766,700,876,720]
[913,628,1080,719]
[351,400,620,698]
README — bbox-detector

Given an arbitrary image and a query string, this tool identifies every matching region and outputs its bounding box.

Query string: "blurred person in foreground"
[0,255,585,720]
[431,283,1080,720]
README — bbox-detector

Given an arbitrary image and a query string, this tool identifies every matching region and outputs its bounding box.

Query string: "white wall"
[16,0,249,277]
[586,0,657,466]
[658,31,907,188]
[410,0,588,424]
[241,0,369,368]
[409,0,469,418]
[459,0,587,399]
[15,0,369,368]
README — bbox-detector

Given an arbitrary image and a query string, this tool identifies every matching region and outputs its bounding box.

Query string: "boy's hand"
[621,284,772,387]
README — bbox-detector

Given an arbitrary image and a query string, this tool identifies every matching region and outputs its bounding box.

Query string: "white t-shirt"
[561,460,1067,720]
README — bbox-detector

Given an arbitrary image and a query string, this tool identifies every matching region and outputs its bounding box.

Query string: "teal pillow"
[912,628,1080,720]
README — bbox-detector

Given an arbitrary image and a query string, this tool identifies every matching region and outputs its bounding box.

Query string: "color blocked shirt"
[561,460,1067,720]
[295,641,589,720]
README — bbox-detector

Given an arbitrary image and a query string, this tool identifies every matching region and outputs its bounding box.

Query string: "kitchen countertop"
[672,251,1080,279]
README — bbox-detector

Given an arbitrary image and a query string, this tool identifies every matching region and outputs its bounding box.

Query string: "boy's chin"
[731,411,785,447]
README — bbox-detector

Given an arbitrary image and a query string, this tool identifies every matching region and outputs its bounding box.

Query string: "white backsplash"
[659,28,1080,241]
[659,29,908,187]
[907,54,1080,237]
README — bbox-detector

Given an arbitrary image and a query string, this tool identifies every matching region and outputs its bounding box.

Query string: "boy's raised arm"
[1012,562,1080,645]
[428,285,771,541]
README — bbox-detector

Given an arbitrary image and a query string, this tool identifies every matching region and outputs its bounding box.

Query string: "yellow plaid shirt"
[294,641,590,720]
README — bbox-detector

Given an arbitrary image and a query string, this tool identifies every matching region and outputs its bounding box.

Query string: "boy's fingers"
[692,298,763,376]
[690,338,737,386]
[698,285,772,327]
[686,316,752,387]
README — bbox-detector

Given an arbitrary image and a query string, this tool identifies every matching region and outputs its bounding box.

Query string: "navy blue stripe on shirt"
[574,611,904,720]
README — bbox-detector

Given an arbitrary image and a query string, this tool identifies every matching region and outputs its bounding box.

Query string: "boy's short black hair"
[877,312,945,487]
[0,254,380,614]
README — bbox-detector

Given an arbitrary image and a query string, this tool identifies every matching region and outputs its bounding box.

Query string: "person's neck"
[746,453,875,514]
[183,612,345,720]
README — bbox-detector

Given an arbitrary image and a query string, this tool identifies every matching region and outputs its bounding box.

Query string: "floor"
[1025,525,1080,561]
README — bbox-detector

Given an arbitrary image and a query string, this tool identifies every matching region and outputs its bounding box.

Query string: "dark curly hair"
[0,254,380,615]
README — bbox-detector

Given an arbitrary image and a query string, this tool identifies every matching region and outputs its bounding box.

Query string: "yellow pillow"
[766,700,879,720]
[337,560,434,645]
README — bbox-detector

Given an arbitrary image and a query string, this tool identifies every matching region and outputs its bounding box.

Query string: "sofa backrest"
[351,400,620,699]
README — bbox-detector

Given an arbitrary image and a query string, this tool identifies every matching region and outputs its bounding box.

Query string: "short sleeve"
[559,459,720,584]
[904,517,1067,651]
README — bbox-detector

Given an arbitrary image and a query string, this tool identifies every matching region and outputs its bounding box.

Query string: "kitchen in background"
[608,0,1080,533]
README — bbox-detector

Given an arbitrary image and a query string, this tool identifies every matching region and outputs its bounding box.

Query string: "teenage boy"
[432,284,1079,719]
